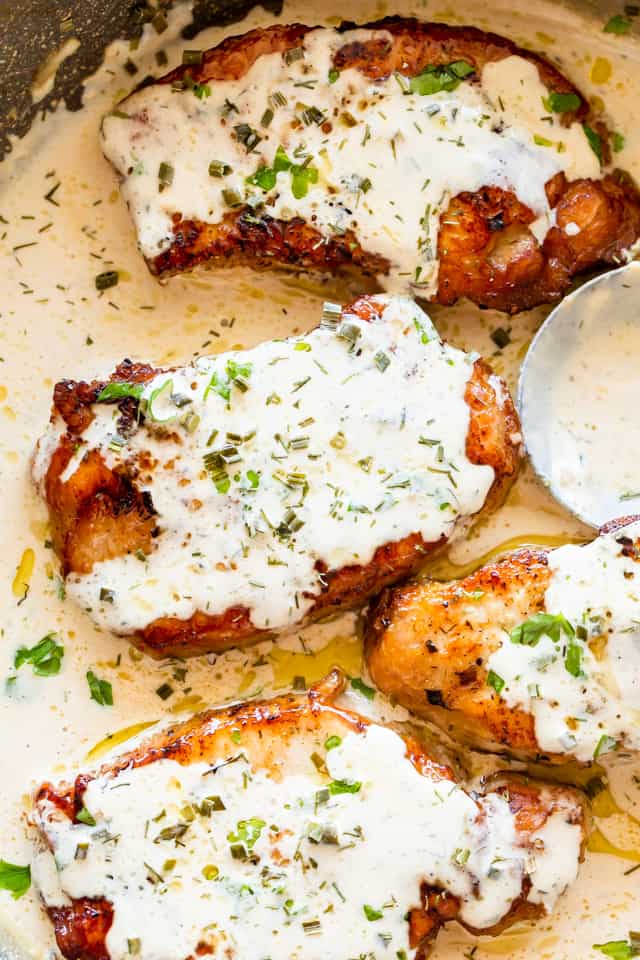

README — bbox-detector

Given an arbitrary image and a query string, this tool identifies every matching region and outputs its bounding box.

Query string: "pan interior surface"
[1,1,639,959]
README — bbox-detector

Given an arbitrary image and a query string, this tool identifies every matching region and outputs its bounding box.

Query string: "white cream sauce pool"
[32,724,580,960]
[1,1,640,959]
[487,520,640,761]
[35,296,497,636]
[101,28,599,296]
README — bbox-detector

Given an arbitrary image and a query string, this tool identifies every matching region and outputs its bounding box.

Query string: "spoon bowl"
[518,261,640,528]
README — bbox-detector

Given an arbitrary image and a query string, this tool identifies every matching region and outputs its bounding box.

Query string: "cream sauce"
[0,1,639,959]
[519,263,640,527]
[34,295,498,635]
[32,724,581,959]
[487,520,640,761]
[101,32,599,296]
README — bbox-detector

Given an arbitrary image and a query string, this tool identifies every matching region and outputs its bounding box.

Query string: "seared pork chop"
[101,17,640,312]
[33,295,521,658]
[32,671,587,960]
[366,517,640,763]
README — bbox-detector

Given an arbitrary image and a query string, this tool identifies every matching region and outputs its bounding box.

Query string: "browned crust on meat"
[365,517,640,761]
[34,672,587,960]
[160,19,586,122]
[48,899,114,960]
[111,18,640,313]
[366,548,549,756]
[437,172,640,313]
[37,295,521,659]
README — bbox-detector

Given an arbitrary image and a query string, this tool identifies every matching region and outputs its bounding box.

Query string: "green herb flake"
[545,91,582,113]
[414,317,431,345]
[328,67,339,84]
[328,779,361,795]
[487,670,505,694]
[363,904,384,921]
[76,806,97,826]
[227,816,266,852]
[409,60,474,96]
[564,637,584,677]
[324,735,342,751]
[246,469,260,489]
[510,612,574,647]
[593,941,634,959]
[583,124,603,163]
[604,14,632,34]
[14,633,64,677]
[613,131,626,152]
[87,669,113,706]
[193,82,211,100]
[96,381,144,402]
[350,677,376,700]
[0,860,31,899]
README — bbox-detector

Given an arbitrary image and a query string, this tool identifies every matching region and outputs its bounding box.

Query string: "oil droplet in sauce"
[270,634,363,689]
[85,721,157,761]
[12,548,35,601]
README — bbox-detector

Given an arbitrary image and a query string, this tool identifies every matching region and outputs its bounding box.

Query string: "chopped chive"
[158,161,174,191]
[283,46,304,65]
[320,301,342,329]
[156,682,174,700]
[95,270,119,291]
[182,49,203,65]
[233,123,261,153]
[337,321,361,349]
[209,160,232,178]
[487,670,505,694]
[490,327,511,349]
[452,847,471,865]
[593,734,618,759]
[222,188,243,207]
[374,350,390,372]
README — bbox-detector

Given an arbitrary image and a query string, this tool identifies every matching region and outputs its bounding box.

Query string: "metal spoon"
[517,261,640,529]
